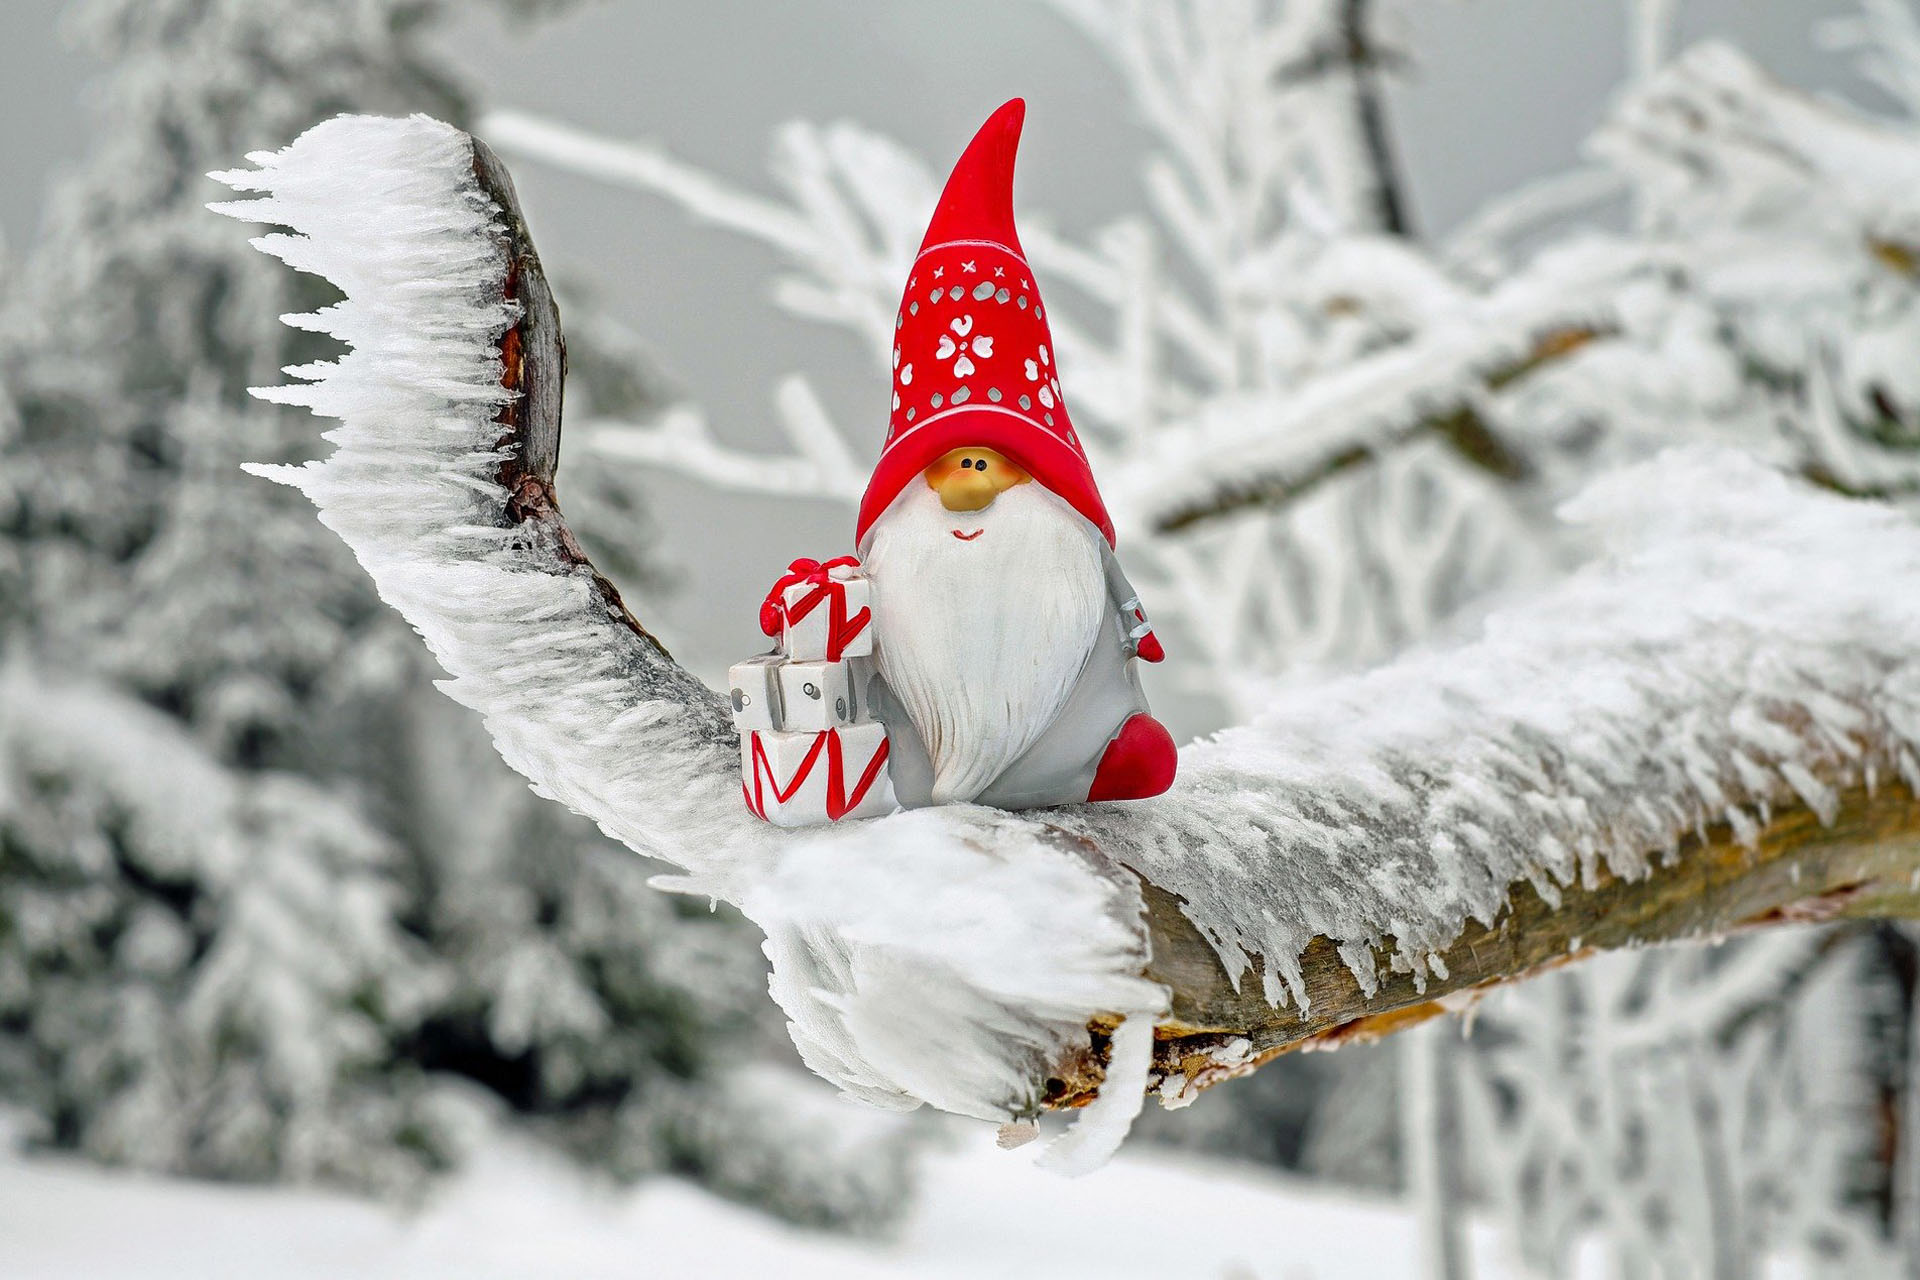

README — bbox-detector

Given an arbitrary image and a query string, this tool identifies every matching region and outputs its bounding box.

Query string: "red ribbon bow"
[756,556,871,660]
[759,556,863,638]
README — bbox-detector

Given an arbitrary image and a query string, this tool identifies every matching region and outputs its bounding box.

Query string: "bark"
[475,136,695,674]
[1093,782,1920,1108]
[1337,0,1411,238]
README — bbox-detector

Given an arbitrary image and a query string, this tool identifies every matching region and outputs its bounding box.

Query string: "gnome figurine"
[740,99,1176,819]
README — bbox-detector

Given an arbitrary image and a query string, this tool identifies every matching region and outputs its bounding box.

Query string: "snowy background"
[4,1,1920,1277]
[0,0,1882,713]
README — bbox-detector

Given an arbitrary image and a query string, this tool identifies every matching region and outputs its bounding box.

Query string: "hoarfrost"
[210,114,1165,1159]
[1060,450,1920,1010]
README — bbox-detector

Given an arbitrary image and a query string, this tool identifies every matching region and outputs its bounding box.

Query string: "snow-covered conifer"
[0,0,914,1223]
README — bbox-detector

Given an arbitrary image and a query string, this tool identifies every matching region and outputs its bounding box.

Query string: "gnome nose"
[925,448,1031,514]
[938,468,998,512]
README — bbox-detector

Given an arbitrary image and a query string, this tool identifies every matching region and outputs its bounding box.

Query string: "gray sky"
[0,0,1881,712]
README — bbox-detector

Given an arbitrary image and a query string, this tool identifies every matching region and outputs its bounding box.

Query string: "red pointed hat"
[856,99,1115,549]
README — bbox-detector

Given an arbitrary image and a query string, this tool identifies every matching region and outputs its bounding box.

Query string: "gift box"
[775,658,864,732]
[741,721,894,826]
[737,556,888,825]
[727,654,785,732]
[729,654,872,733]
[777,563,873,662]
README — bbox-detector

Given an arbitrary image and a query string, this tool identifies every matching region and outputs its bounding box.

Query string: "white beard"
[865,481,1105,804]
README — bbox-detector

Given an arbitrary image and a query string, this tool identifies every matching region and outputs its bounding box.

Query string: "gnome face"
[923,447,1029,520]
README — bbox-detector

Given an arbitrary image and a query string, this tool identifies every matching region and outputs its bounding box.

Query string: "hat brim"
[855,404,1115,551]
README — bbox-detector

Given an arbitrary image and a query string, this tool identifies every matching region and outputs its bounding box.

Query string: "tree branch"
[1096,781,1920,1109]
[1335,0,1412,237]
[577,378,867,505]
[1138,328,1582,535]
[214,116,1920,1168]
[1113,243,1630,534]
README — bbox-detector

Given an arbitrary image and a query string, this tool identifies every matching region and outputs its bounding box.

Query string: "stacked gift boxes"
[730,560,894,827]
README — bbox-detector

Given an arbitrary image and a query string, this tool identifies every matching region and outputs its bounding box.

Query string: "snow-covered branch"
[1824,0,1920,117]
[1597,40,1920,243]
[1068,444,1920,1097]
[1138,782,1920,1104]
[1590,42,1920,499]
[209,117,1164,1173]
[1127,41,1920,536]
[479,106,928,360]
[1041,0,1408,237]
[477,107,820,256]
[1114,241,1638,532]
[1442,165,1624,277]
[212,115,1920,1165]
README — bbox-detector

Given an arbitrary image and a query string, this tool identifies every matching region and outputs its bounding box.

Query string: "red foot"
[1087,714,1178,802]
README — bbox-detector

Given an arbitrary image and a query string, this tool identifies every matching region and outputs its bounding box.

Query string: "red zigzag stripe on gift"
[742,728,892,821]
[759,556,872,662]
[782,582,871,662]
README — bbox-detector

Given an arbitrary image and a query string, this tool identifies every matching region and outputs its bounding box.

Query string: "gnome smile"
[928,447,1026,541]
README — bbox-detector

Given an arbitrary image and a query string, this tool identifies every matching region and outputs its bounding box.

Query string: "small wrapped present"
[726,654,785,732]
[736,556,889,825]
[761,557,873,663]
[741,721,894,826]
[728,655,870,733]
[775,658,864,732]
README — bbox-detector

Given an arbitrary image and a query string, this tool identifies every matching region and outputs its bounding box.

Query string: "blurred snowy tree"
[472,0,1920,1268]
[1461,932,1893,1277]
[0,0,912,1225]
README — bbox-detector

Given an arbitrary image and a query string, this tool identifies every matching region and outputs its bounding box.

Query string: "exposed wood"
[473,136,690,669]
[474,138,564,487]
[1871,236,1920,280]
[1048,782,1920,1109]
[1336,0,1411,238]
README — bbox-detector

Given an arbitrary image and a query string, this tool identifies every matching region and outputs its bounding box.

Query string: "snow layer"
[748,807,1164,1127]
[209,115,1161,1161]
[211,114,756,891]
[0,1109,1564,1280]
[1065,449,1920,1006]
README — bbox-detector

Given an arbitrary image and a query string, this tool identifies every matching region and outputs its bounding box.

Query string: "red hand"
[1129,606,1165,663]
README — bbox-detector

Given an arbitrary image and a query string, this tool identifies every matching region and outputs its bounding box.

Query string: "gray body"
[863,542,1151,809]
